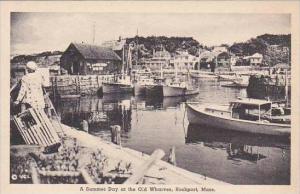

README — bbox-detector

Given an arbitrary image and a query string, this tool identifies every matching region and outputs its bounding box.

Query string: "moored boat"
[186,98,290,136]
[190,71,218,79]
[102,75,133,94]
[133,68,156,96]
[162,84,186,97]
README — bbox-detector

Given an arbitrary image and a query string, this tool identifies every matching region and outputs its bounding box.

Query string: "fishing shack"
[60,42,122,75]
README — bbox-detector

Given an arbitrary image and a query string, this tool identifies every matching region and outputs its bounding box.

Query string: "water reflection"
[186,124,290,163]
[52,78,290,184]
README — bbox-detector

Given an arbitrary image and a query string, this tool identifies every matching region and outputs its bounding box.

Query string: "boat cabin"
[229,98,272,122]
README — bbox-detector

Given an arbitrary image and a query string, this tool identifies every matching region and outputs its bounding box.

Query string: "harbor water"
[54,78,290,185]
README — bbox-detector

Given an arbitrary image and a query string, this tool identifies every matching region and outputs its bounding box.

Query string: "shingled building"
[60,42,122,75]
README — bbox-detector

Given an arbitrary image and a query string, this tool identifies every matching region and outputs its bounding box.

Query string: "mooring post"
[110,125,121,145]
[115,125,121,146]
[110,125,116,143]
[168,146,177,166]
[81,120,89,132]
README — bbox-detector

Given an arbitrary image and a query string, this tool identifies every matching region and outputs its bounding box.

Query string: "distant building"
[169,50,199,70]
[140,49,171,70]
[215,52,230,68]
[60,42,121,75]
[213,46,228,53]
[101,38,127,59]
[199,51,216,71]
[268,45,289,54]
[198,50,231,72]
[243,53,263,66]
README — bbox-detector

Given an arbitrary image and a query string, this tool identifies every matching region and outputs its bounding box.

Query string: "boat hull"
[162,86,186,97]
[102,83,133,94]
[185,88,199,96]
[145,85,163,96]
[186,103,290,136]
[134,84,146,96]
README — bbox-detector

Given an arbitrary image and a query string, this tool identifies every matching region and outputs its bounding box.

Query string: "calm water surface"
[54,79,290,185]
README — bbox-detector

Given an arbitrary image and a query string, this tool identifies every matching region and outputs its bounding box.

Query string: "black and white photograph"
[1,1,300,194]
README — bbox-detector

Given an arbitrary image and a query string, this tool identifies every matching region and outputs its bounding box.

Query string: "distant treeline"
[126,36,205,57]
[229,34,291,56]
[11,51,63,63]
[11,34,291,65]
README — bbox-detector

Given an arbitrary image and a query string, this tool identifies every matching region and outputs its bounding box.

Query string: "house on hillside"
[243,53,263,66]
[60,42,122,75]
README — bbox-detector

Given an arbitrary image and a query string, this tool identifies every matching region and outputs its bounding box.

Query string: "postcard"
[0,1,299,194]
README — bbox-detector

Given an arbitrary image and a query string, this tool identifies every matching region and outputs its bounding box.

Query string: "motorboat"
[186,98,290,136]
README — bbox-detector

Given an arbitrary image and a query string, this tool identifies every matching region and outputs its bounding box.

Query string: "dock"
[10,119,229,185]
[55,121,229,185]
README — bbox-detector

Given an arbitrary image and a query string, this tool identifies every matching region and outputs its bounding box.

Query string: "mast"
[122,43,125,76]
[160,44,163,79]
[92,21,95,44]
[136,28,139,68]
[285,69,288,106]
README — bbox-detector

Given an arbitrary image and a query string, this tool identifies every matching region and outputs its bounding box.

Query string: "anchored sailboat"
[102,41,133,94]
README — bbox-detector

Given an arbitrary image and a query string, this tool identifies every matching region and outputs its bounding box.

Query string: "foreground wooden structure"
[51,121,229,185]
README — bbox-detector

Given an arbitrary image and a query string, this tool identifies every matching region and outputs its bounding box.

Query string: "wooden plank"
[31,109,57,143]
[30,164,40,184]
[29,109,52,145]
[31,124,48,146]
[124,149,165,184]
[35,109,60,142]
[80,168,96,184]
[38,109,61,141]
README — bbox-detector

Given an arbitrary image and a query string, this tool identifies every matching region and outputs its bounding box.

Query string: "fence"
[49,75,115,97]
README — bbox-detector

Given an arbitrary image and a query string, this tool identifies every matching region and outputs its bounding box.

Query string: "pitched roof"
[101,39,126,51]
[251,53,263,58]
[72,42,121,61]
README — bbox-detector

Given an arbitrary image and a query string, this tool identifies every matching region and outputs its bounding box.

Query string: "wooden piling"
[115,125,121,146]
[81,120,89,132]
[110,125,121,145]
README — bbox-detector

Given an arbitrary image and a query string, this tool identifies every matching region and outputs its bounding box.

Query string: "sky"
[11,12,291,55]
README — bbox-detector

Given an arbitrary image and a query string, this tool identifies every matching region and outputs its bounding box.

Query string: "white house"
[169,50,199,70]
[248,53,263,66]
